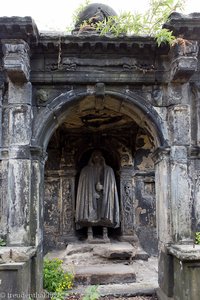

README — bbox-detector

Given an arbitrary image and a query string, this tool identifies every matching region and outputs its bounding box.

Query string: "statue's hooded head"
[89,150,105,165]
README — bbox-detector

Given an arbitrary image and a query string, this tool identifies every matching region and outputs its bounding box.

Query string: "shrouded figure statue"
[75,150,120,241]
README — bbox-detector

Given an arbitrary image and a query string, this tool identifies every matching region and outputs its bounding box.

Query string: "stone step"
[74,264,136,285]
[71,282,158,297]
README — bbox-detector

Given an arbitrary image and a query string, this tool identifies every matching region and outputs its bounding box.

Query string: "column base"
[157,288,174,300]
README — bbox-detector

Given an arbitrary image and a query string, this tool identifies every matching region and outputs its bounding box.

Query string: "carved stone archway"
[0,14,200,300]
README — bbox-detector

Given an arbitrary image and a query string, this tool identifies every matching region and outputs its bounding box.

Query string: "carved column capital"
[152,147,171,164]
[2,39,30,82]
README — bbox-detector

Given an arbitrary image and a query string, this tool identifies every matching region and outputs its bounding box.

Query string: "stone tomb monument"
[0,3,200,299]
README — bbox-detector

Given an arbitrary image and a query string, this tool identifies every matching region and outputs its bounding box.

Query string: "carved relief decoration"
[61,177,75,235]
[121,179,135,235]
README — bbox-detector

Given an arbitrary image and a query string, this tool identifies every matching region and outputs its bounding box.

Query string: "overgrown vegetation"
[0,238,6,246]
[71,0,186,46]
[195,232,200,245]
[43,258,74,300]
[82,286,100,300]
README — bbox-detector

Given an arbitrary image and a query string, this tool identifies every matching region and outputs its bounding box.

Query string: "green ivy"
[43,258,74,300]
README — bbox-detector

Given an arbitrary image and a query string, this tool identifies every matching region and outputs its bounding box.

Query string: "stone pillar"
[30,148,46,294]
[153,148,172,245]
[168,103,192,242]
[170,146,192,242]
[59,169,76,242]
[2,40,32,245]
[153,147,174,300]
[0,40,44,296]
[119,166,136,242]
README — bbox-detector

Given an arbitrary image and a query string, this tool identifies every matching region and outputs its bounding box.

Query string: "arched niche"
[37,88,166,252]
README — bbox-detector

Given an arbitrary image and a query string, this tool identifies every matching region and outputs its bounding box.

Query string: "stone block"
[2,40,30,83]
[0,261,31,299]
[170,147,192,242]
[158,249,174,298]
[93,242,136,259]
[0,247,36,264]
[75,264,136,285]
[170,57,198,82]
[168,105,191,146]
[154,150,172,244]
[167,83,190,106]
[9,105,32,145]
[168,244,200,300]
[8,81,32,105]
[7,159,32,245]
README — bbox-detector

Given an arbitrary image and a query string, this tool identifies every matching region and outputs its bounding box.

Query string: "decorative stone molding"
[0,17,39,42]
[164,12,200,40]
[169,40,198,82]
[2,39,30,82]
[152,147,171,165]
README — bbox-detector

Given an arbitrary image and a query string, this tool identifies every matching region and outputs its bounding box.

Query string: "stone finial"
[2,39,30,83]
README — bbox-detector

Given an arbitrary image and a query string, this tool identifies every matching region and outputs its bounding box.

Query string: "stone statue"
[75,150,120,241]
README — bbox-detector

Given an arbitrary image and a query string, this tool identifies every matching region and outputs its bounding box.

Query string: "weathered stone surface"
[168,244,200,260]
[93,242,136,259]
[75,264,136,285]
[170,146,192,241]
[172,254,200,300]
[0,261,31,297]
[0,247,36,263]
[2,40,30,82]
[168,105,191,146]
[66,243,93,255]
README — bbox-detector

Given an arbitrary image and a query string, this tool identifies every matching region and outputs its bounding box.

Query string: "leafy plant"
[195,232,200,245]
[43,258,74,300]
[0,238,6,247]
[72,0,185,46]
[82,286,100,300]
[66,0,91,33]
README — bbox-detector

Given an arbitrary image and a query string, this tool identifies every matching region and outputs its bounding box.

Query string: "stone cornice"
[0,17,39,43]
[164,12,200,40]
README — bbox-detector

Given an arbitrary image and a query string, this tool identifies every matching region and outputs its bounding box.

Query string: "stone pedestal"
[157,244,200,300]
[0,247,36,299]
[169,244,200,300]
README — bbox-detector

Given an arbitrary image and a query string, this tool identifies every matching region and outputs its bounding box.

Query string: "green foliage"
[73,0,185,46]
[0,238,6,247]
[82,286,100,300]
[195,232,200,245]
[43,258,74,300]
[66,0,91,32]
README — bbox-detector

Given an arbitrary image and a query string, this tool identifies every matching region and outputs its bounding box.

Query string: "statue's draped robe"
[75,161,120,228]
